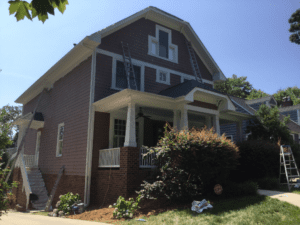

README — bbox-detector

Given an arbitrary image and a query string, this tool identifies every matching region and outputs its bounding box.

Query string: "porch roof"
[12,112,44,129]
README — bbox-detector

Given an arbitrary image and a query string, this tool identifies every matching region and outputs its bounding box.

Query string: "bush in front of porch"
[136,124,240,201]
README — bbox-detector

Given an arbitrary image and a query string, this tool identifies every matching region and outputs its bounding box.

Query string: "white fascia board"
[15,36,100,105]
[184,87,235,111]
[245,96,272,105]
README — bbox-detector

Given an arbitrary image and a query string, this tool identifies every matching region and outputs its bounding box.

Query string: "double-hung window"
[148,25,178,63]
[115,61,141,90]
[56,123,64,157]
[113,119,139,148]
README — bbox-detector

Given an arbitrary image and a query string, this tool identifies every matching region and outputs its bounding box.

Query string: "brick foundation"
[41,173,85,209]
[91,147,152,206]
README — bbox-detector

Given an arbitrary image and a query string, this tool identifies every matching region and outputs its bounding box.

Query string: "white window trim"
[291,133,295,141]
[245,133,251,140]
[156,69,170,85]
[147,25,178,64]
[109,112,143,149]
[56,122,64,157]
[111,58,145,92]
[35,131,41,166]
[98,49,213,86]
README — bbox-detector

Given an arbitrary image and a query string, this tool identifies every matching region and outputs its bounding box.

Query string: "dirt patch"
[67,197,213,224]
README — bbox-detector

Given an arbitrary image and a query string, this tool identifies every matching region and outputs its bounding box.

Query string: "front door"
[144,119,173,147]
[35,131,41,167]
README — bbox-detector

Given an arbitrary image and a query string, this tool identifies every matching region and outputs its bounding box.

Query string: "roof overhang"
[12,112,44,130]
[15,34,101,105]
[245,96,276,105]
[16,6,226,105]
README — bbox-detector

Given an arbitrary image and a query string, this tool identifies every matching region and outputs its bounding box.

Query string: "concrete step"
[32,203,47,209]
[32,195,49,202]
[31,189,48,196]
[32,206,46,210]
[28,174,43,178]
[32,199,48,205]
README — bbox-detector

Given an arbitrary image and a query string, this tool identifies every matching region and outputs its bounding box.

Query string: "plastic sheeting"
[191,199,213,213]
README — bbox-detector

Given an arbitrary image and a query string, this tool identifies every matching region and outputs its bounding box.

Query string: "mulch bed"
[66,196,208,224]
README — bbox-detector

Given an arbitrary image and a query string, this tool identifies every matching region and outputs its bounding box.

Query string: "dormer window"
[148,25,178,63]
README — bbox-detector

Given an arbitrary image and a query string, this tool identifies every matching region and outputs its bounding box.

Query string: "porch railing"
[16,153,32,210]
[4,147,17,158]
[139,147,157,168]
[23,154,36,168]
[98,148,120,167]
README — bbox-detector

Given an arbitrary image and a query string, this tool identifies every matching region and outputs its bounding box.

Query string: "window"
[156,70,170,85]
[225,135,233,140]
[115,61,141,90]
[159,30,168,58]
[113,119,139,148]
[56,123,64,157]
[148,25,178,63]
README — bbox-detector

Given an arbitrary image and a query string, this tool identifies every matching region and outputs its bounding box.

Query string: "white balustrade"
[23,154,36,167]
[139,147,157,168]
[98,148,120,167]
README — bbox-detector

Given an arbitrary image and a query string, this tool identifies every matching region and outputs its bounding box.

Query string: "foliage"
[246,104,292,144]
[229,140,280,182]
[254,177,280,190]
[246,89,269,100]
[8,0,69,23]
[55,192,81,215]
[288,9,300,45]
[273,86,300,106]
[109,195,142,219]
[0,105,22,146]
[0,153,18,217]
[136,124,240,200]
[0,109,13,150]
[214,74,253,98]
[223,181,258,198]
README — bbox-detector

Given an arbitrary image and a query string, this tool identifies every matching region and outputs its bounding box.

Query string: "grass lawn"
[116,194,300,225]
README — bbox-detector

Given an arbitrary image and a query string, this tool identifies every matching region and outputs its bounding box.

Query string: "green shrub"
[229,140,280,183]
[0,160,18,217]
[109,195,142,219]
[254,177,280,190]
[137,124,240,200]
[223,181,258,197]
[55,192,81,215]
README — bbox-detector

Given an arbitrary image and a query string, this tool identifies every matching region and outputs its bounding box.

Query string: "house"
[220,95,300,143]
[11,6,293,211]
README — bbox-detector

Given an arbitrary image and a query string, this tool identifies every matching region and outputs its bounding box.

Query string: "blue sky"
[0,0,299,108]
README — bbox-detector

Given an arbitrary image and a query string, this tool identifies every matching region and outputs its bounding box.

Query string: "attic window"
[156,70,170,85]
[148,25,178,63]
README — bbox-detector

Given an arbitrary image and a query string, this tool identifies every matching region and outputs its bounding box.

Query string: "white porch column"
[173,110,180,129]
[124,102,137,147]
[17,124,26,154]
[180,106,188,130]
[212,115,220,135]
[205,115,212,129]
[236,121,243,142]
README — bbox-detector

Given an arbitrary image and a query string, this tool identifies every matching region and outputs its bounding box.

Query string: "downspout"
[84,49,96,208]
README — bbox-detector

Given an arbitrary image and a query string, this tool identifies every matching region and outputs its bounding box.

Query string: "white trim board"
[230,99,254,115]
[96,48,213,86]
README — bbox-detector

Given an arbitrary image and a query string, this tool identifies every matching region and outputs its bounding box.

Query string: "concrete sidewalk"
[1,211,110,225]
[258,189,300,208]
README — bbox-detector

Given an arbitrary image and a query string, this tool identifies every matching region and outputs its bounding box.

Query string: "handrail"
[99,148,120,167]
[4,147,17,158]
[17,153,32,210]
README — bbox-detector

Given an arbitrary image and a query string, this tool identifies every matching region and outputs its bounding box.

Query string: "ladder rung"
[288,175,300,178]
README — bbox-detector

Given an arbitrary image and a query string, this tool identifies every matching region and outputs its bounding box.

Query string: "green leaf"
[9,1,32,21]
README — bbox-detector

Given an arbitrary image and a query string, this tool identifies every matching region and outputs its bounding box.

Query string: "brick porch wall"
[91,147,152,206]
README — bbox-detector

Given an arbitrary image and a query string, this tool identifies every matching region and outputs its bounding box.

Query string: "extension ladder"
[185,39,203,83]
[121,42,138,90]
[279,145,300,191]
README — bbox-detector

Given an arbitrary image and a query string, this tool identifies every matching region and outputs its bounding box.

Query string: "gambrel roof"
[16,6,226,105]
